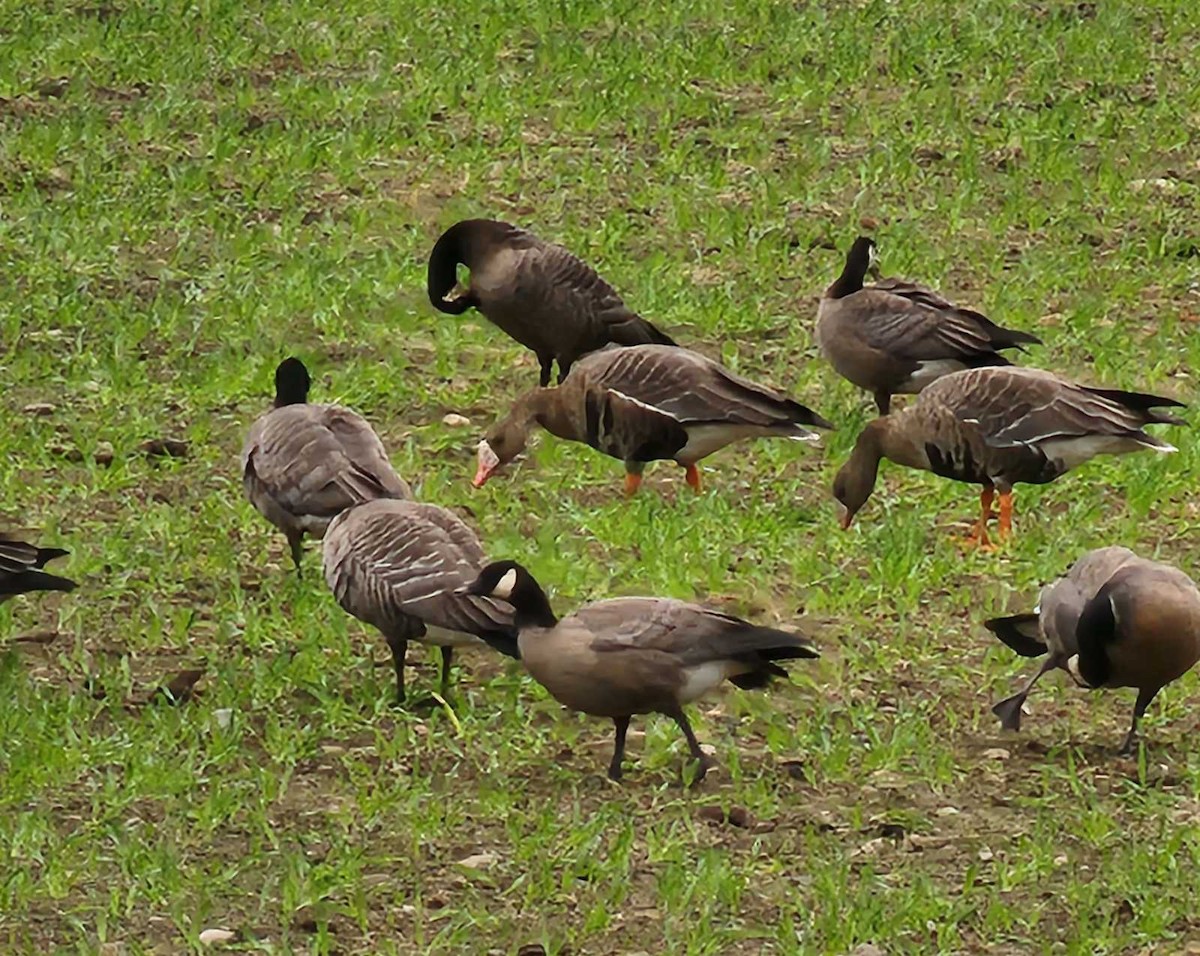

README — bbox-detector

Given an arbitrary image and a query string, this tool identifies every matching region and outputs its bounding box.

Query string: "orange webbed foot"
[684,464,702,493]
[624,472,643,497]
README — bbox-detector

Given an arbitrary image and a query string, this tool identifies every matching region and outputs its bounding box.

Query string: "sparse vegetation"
[3,1,1200,953]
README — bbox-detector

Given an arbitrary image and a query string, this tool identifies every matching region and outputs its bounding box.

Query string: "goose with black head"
[463,561,818,784]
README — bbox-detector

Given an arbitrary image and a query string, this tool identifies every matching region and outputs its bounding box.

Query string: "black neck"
[827,238,873,299]
[428,222,478,314]
[510,573,560,630]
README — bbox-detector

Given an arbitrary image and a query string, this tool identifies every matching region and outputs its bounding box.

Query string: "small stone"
[1053,854,1068,866]
[213,708,233,730]
[981,748,1011,761]
[978,848,994,862]
[23,402,56,416]
[455,852,497,870]
[140,437,190,459]
[442,413,471,427]
[198,928,237,945]
[94,441,115,466]
[696,805,754,829]
[935,806,960,817]
[517,946,547,956]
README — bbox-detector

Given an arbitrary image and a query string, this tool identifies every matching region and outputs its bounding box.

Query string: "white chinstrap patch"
[492,568,519,600]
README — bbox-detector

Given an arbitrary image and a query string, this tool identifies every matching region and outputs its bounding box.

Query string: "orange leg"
[684,464,702,493]
[624,472,643,497]
[997,490,1014,541]
[973,487,995,546]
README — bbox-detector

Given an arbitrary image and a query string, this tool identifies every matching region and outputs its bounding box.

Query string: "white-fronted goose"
[833,366,1184,545]
[427,219,676,386]
[0,532,76,603]
[241,358,411,574]
[474,344,833,494]
[817,237,1041,414]
[461,560,818,783]
[987,547,1200,754]
[323,499,518,704]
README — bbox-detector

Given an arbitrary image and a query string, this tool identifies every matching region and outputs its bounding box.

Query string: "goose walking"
[462,561,818,783]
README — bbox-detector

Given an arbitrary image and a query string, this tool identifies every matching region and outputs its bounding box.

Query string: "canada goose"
[832,366,1184,545]
[241,358,411,574]
[427,219,676,386]
[816,236,1041,414]
[461,561,818,783]
[474,344,833,494]
[322,499,518,704]
[987,547,1200,754]
[0,533,77,603]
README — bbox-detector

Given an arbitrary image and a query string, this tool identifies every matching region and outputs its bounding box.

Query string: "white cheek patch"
[492,568,518,599]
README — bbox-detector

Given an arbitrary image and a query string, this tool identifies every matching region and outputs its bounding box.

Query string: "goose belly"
[676,424,775,463]
[1038,435,1159,472]
[897,359,969,393]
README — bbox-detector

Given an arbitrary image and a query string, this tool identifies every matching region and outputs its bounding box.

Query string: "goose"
[816,236,1041,414]
[427,218,676,386]
[473,344,833,494]
[0,532,77,603]
[832,366,1184,545]
[461,560,818,783]
[241,358,411,574]
[987,547,1200,754]
[322,499,518,704]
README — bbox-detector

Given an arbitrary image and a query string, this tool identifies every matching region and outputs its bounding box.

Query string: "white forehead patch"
[492,568,518,599]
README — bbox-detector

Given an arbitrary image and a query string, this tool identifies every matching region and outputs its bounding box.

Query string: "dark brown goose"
[0,532,76,603]
[473,344,833,494]
[427,219,676,386]
[817,237,1041,414]
[462,560,818,783]
[323,500,518,704]
[987,547,1200,754]
[241,358,411,574]
[833,366,1184,545]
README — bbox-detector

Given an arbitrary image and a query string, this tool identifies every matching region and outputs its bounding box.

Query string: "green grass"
[4,0,1200,952]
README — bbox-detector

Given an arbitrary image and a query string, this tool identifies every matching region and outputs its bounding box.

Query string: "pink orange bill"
[472,439,500,488]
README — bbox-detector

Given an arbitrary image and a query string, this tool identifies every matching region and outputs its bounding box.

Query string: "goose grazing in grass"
[0,532,76,603]
[323,499,518,705]
[462,560,818,783]
[832,365,1184,546]
[473,344,833,495]
[241,358,411,575]
[427,218,676,386]
[987,547,1200,755]
[817,236,1041,414]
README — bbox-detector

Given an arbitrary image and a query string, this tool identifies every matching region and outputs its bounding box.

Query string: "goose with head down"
[473,344,833,495]
[241,358,411,574]
[833,365,1184,546]
[323,499,518,705]
[427,218,676,386]
[816,236,1041,415]
[462,560,818,783]
[0,531,77,604]
[987,547,1200,755]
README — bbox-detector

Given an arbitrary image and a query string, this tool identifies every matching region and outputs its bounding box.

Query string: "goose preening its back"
[817,237,1041,415]
[462,560,818,783]
[323,500,518,704]
[241,358,411,574]
[832,365,1184,546]
[987,548,1200,755]
[427,219,676,386]
[474,344,833,495]
[0,532,77,604]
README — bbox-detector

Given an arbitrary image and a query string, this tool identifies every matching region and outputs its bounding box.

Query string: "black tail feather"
[1082,385,1187,424]
[984,613,1046,657]
[0,569,77,597]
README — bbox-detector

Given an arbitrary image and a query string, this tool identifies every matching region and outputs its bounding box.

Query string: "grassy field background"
[4,0,1200,953]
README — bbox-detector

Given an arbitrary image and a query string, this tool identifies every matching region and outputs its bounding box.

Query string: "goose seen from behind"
[242,358,411,574]
[428,218,676,386]
[462,560,819,783]
[816,236,1041,414]
[323,499,518,704]
[987,547,1200,755]
[833,365,1184,546]
[474,344,833,495]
